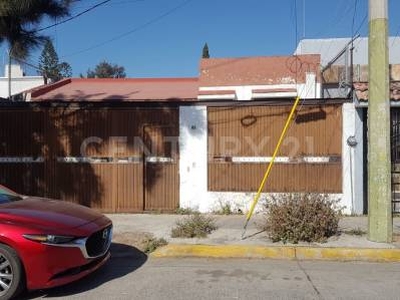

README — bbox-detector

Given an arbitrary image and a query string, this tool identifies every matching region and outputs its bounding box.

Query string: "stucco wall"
[342,103,364,214]
[179,106,208,211]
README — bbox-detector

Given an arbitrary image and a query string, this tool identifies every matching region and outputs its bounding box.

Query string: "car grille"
[85,225,112,258]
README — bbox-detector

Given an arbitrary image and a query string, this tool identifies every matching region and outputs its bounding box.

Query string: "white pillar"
[342,103,357,214]
[179,106,208,211]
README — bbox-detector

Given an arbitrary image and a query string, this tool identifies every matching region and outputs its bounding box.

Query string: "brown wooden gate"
[0,106,180,213]
[207,104,343,193]
[143,125,179,211]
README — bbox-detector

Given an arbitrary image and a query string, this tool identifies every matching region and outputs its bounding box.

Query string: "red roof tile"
[29,78,199,101]
[199,55,321,87]
[354,81,400,101]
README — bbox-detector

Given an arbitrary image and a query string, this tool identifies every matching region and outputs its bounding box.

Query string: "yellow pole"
[242,96,301,237]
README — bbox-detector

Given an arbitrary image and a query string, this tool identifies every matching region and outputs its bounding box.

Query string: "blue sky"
[1,0,400,78]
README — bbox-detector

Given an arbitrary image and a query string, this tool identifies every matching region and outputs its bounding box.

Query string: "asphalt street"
[24,255,400,300]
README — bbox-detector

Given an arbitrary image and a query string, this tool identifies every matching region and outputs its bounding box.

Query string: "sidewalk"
[108,214,400,262]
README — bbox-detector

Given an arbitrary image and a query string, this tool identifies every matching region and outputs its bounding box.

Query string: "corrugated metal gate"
[143,125,179,211]
[0,106,179,213]
[208,104,343,192]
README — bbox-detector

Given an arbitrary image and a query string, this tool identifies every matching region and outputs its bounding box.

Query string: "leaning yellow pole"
[242,96,301,238]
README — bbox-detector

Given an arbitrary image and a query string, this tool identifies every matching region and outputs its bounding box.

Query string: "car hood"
[0,197,104,230]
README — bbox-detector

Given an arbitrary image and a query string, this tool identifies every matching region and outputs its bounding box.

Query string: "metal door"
[143,125,179,211]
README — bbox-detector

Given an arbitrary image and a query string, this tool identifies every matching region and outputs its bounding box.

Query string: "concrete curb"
[151,244,400,262]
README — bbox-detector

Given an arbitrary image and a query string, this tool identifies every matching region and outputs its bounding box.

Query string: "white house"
[0,64,44,99]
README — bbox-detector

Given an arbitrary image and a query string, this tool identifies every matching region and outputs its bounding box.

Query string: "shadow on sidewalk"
[22,243,147,299]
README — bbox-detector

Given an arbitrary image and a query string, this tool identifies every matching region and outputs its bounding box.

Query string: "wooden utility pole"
[368,0,392,242]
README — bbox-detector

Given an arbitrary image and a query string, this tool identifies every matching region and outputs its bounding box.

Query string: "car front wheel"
[0,244,24,300]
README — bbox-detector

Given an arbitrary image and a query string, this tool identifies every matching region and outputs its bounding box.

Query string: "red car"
[0,184,112,300]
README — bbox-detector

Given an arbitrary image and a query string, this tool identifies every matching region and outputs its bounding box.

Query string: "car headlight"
[23,234,76,244]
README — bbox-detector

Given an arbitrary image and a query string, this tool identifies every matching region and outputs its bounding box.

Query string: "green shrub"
[261,193,342,244]
[171,213,217,238]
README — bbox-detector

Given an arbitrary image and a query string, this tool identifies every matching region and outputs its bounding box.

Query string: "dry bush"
[171,213,217,238]
[213,201,233,215]
[142,237,168,253]
[175,207,198,215]
[113,232,167,253]
[261,193,342,243]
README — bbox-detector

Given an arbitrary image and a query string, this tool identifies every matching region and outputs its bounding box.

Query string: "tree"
[85,61,126,78]
[0,0,72,99]
[202,42,210,59]
[58,62,72,79]
[38,40,72,83]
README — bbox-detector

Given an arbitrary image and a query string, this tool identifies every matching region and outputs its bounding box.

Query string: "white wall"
[179,106,208,211]
[0,64,44,99]
[342,103,364,215]
[354,108,364,214]
[0,77,44,98]
[297,73,322,99]
[198,80,321,100]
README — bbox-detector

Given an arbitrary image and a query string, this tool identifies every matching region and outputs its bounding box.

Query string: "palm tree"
[0,0,72,100]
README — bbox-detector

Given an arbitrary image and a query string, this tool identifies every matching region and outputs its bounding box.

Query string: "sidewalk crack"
[296,260,323,299]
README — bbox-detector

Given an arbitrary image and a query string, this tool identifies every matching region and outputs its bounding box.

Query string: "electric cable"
[60,0,194,59]
[391,25,400,47]
[36,0,113,32]
[351,0,359,38]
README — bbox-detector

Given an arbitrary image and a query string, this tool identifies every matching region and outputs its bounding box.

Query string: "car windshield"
[0,185,23,204]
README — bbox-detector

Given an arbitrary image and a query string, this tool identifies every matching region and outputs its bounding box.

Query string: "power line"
[294,0,298,49]
[35,0,112,33]
[77,0,144,7]
[311,0,353,39]
[11,57,41,72]
[318,4,366,69]
[351,0,358,37]
[61,0,194,59]
[355,13,367,36]
[391,25,400,47]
